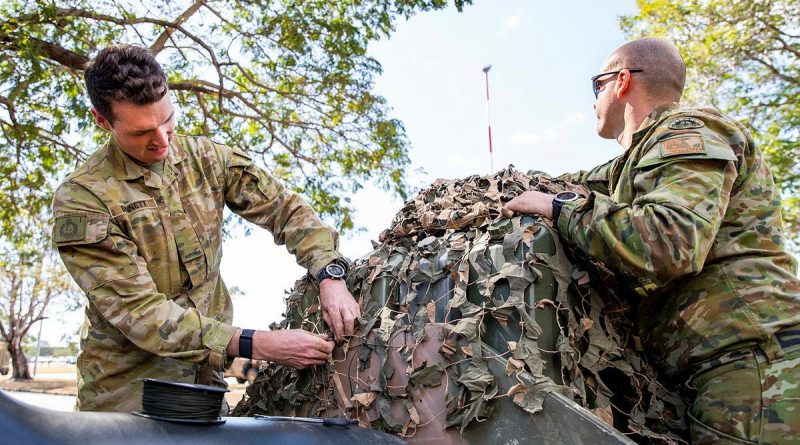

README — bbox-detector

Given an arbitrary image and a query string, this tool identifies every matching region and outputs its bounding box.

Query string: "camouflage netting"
[232,167,688,444]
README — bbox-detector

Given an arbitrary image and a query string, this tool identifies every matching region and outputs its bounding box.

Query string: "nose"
[153,126,170,147]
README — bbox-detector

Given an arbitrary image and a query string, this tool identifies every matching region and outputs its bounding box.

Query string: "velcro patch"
[660,135,706,158]
[668,117,704,130]
[54,215,87,243]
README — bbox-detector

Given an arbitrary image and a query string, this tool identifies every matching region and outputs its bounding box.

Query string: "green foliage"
[621,0,800,239]
[0,0,471,234]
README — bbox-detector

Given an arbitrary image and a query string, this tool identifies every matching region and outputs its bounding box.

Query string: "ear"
[91,108,113,132]
[614,69,632,99]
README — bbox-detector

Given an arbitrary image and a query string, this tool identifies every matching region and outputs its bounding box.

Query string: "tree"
[621,0,800,241]
[0,0,470,235]
[0,224,82,380]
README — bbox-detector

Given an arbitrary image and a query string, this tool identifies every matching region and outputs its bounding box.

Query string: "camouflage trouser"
[687,345,800,444]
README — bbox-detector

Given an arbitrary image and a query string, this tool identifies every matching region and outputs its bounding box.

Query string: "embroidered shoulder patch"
[54,215,87,243]
[668,117,704,130]
[660,135,706,158]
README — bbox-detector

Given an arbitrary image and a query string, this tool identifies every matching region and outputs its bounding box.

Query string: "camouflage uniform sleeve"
[556,158,614,195]
[555,133,738,287]
[216,143,344,278]
[52,182,237,371]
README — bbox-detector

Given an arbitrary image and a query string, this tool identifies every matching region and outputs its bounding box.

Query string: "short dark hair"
[607,38,686,103]
[85,44,168,124]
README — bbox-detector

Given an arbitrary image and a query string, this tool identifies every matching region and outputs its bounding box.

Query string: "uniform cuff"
[204,321,239,371]
[556,198,583,243]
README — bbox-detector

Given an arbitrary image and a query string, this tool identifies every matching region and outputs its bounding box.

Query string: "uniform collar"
[630,102,679,148]
[107,136,187,188]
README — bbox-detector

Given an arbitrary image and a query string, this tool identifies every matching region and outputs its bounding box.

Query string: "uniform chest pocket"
[111,199,167,265]
[180,190,220,252]
[171,209,208,291]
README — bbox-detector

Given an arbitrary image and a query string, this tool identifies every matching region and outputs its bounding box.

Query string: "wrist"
[543,195,555,220]
[251,330,273,362]
[226,328,242,357]
[320,277,347,290]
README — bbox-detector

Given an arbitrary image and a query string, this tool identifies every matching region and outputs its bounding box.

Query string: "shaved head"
[605,37,686,103]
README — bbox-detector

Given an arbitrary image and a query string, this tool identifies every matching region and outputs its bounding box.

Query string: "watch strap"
[552,199,565,223]
[552,192,579,222]
[239,329,255,359]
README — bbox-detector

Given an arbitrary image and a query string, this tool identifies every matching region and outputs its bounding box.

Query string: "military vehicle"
[233,168,688,444]
[0,388,404,445]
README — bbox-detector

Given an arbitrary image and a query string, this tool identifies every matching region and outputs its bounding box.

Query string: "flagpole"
[482,65,494,174]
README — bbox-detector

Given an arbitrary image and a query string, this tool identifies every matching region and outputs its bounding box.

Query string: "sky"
[218,0,640,332]
[43,0,642,345]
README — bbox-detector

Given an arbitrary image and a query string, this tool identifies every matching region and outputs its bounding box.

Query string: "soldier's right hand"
[254,330,334,369]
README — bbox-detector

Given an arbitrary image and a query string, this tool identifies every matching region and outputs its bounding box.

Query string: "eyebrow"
[128,111,175,135]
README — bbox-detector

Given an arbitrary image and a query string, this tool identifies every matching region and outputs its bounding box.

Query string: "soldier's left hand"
[319,279,361,343]
[504,191,555,219]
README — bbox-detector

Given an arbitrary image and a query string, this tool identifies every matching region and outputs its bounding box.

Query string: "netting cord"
[141,380,224,421]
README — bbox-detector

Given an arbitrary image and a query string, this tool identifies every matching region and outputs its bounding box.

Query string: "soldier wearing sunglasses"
[506,37,800,444]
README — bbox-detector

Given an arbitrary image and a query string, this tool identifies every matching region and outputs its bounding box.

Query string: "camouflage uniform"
[558,105,800,443]
[52,135,343,412]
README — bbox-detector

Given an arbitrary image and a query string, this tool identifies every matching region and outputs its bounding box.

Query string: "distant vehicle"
[65,356,77,365]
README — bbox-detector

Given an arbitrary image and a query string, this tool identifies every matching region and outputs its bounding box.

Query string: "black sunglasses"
[591,68,644,98]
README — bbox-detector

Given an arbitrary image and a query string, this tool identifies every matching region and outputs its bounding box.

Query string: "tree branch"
[0,35,89,71]
[169,80,236,97]
[150,0,205,55]
[749,55,800,85]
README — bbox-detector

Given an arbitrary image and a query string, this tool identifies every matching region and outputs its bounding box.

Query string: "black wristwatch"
[316,261,347,284]
[239,329,255,359]
[552,191,579,222]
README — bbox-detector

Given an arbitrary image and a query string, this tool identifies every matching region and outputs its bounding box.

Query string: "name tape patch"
[120,199,157,214]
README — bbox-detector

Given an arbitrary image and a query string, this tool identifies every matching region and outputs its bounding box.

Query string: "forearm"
[222,147,343,277]
[84,280,238,369]
[557,193,715,286]
[555,158,614,195]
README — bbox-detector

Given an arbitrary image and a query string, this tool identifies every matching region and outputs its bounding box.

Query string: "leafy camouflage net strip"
[232,167,688,444]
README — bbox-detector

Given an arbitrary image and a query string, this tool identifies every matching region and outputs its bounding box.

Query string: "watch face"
[325,263,346,278]
[556,191,579,202]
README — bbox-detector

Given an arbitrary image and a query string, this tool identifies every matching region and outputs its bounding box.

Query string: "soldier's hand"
[319,279,361,343]
[254,330,334,369]
[504,191,555,219]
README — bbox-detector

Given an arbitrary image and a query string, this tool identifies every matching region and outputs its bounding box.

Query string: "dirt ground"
[0,378,78,395]
[0,363,78,395]
[1,362,247,406]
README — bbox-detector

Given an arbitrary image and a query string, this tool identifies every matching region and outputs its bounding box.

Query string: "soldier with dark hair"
[52,45,360,412]
[506,37,800,444]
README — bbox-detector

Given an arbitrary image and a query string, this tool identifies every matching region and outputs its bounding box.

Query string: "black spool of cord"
[133,378,229,425]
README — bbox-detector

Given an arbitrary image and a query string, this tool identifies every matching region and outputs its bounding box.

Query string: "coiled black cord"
[141,378,227,421]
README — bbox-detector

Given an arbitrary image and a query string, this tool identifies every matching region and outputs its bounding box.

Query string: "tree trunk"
[9,339,31,380]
